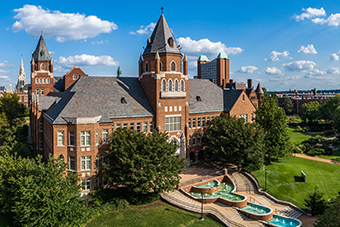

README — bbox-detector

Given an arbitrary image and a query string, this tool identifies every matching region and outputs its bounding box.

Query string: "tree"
[332,106,340,133]
[282,98,294,115]
[0,153,87,226]
[320,95,340,122]
[304,186,328,216]
[0,93,27,125]
[299,101,320,123]
[104,128,186,195]
[204,115,265,172]
[255,92,291,163]
[314,196,340,226]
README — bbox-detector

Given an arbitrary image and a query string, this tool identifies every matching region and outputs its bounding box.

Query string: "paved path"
[294,153,340,165]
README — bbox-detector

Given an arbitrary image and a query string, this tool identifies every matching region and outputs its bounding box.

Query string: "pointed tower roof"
[155,50,160,60]
[255,83,264,94]
[32,35,52,62]
[19,56,25,76]
[143,14,181,55]
[183,53,188,62]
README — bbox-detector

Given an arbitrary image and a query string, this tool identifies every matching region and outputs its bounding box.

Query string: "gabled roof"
[189,79,223,114]
[143,14,181,55]
[44,77,154,124]
[223,89,244,112]
[32,35,51,62]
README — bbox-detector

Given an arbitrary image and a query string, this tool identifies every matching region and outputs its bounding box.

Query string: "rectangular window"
[192,118,196,128]
[202,117,206,128]
[136,122,141,132]
[57,131,64,146]
[69,131,75,146]
[129,123,135,130]
[116,123,121,129]
[41,89,44,96]
[239,114,248,123]
[80,131,91,146]
[96,154,99,169]
[39,138,43,150]
[143,122,147,132]
[70,156,75,170]
[251,113,254,122]
[192,135,196,146]
[197,134,201,145]
[39,120,43,132]
[165,106,168,112]
[96,130,99,145]
[81,179,91,191]
[36,89,39,95]
[102,129,108,143]
[24,96,28,102]
[149,122,154,133]
[123,123,128,128]
[197,118,201,128]
[165,116,181,132]
[189,118,191,128]
[81,156,91,170]
[207,117,210,126]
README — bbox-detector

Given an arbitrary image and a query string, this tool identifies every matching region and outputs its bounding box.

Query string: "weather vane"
[161,7,164,14]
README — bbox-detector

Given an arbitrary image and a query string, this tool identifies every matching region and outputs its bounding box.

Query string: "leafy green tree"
[304,186,328,216]
[314,196,340,226]
[0,93,27,125]
[332,106,340,133]
[255,92,291,163]
[299,101,320,123]
[204,115,265,171]
[282,97,294,115]
[320,95,340,121]
[104,128,186,195]
[271,93,278,104]
[0,153,87,227]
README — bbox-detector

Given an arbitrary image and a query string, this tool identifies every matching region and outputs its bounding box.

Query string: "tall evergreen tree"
[314,196,340,226]
[104,128,186,194]
[255,92,291,162]
[204,115,265,172]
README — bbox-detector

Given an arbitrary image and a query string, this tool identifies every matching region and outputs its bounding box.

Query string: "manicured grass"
[0,213,15,227]
[252,156,340,208]
[288,127,321,145]
[319,149,340,161]
[86,200,223,227]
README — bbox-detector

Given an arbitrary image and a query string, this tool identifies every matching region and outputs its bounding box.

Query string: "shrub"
[293,146,303,154]
[307,148,325,156]
[294,126,305,132]
[304,186,328,216]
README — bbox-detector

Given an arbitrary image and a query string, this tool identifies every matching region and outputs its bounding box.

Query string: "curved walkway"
[294,153,340,165]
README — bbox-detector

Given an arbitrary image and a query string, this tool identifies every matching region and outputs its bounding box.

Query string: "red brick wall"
[63,67,88,91]
[229,91,256,123]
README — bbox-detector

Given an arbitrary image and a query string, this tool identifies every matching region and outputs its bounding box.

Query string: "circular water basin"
[241,203,272,215]
[268,215,302,227]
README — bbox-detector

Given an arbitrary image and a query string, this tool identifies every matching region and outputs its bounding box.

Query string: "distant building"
[0,86,5,92]
[15,57,29,107]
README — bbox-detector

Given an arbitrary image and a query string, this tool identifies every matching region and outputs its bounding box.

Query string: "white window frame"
[165,116,181,132]
[162,79,166,92]
[180,80,185,92]
[168,79,173,92]
[80,131,91,146]
[57,131,64,146]
[102,129,108,143]
[174,79,179,92]
[73,74,76,80]
[81,179,91,191]
[143,122,147,132]
[81,156,91,171]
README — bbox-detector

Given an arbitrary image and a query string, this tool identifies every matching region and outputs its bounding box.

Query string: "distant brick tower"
[30,35,54,97]
[138,13,189,158]
[256,83,264,106]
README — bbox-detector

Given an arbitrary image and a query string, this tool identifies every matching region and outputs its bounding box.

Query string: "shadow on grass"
[294,176,305,182]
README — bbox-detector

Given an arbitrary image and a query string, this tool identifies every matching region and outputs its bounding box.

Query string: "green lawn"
[319,149,340,162]
[86,200,223,227]
[0,213,15,227]
[288,127,322,145]
[252,156,340,208]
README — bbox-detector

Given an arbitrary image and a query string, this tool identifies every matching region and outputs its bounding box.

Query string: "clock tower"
[31,35,54,97]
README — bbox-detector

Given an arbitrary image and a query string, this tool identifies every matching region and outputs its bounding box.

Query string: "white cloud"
[12,5,117,42]
[287,75,301,80]
[91,40,108,45]
[237,66,258,74]
[330,52,340,61]
[0,75,9,79]
[304,75,332,80]
[326,67,340,74]
[282,60,316,71]
[267,51,290,61]
[0,69,9,74]
[130,22,156,35]
[294,7,326,21]
[298,44,317,54]
[177,37,243,56]
[0,61,15,68]
[309,68,326,76]
[312,13,340,26]
[265,67,282,75]
[56,54,119,67]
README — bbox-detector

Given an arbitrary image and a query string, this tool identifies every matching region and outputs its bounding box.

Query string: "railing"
[249,196,262,205]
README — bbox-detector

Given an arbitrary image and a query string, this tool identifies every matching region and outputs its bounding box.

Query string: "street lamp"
[265,169,268,191]
[199,193,204,221]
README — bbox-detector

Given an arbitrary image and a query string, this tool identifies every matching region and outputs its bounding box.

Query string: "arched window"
[171,61,176,71]
[41,63,45,71]
[43,79,46,84]
[40,79,42,84]
[162,79,166,92]
[174,79,178,92]
[145,62,149,72]
[160,62,163,71]
[168,79,173,92]
[180,80,184,92]
[47,78,50,84]
[36,78,38,84]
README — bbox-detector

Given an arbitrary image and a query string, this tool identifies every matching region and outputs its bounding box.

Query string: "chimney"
[229,79,233,83]
[247,79,252,89]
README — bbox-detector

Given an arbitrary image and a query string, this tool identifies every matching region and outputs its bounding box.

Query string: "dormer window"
[196,96,202,102]
[171,61,176,72]
[168,37,174,48]
[121,97,127,104]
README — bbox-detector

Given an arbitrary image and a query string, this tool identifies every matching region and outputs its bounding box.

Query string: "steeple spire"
[143,14,181,55]
[32,35,51,62]
[16,56,26,90]
[20,55,25,75]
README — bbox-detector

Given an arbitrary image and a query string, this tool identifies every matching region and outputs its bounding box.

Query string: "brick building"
[29,14,257,193]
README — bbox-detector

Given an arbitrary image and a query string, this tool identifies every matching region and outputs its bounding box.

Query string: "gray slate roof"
[53,77,64,92]
[32,35,52,62]
[143,14,181,55]
[223,89,243,112]
[44,77,154,124]
[38,96,58,111]
[188,79,223,114]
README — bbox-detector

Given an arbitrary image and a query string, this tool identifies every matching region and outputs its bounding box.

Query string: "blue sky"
[1,1,340,91]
